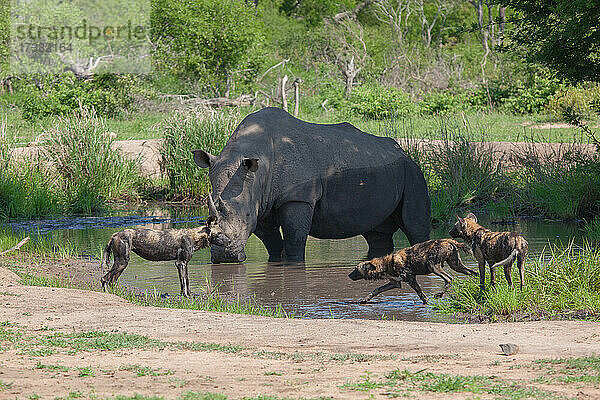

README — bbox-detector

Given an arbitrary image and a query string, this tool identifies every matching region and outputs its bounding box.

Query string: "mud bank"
[1,264,599,399]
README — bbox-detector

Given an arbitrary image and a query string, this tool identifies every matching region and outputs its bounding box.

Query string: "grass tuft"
[160,111,236,200]
[434,241,600,319]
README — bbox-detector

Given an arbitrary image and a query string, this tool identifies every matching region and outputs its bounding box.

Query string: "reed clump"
[383,115,600,223]
[43,109,147,213]
[160,110,236,200]
[434,241,600,320]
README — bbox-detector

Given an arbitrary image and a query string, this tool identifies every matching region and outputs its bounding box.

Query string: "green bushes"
[160,111,235,199]
[435,242,600,319]
[347,85,417,119]
[151,0,265,96]
[19,73,136,121]
[43,110,146,213]
[0,110,146,218]
[547,85,600,120]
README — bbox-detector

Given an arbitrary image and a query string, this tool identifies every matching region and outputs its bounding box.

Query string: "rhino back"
[234,108,411,237]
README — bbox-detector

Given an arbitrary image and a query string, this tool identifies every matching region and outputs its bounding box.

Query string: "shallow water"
[5,207,583,320]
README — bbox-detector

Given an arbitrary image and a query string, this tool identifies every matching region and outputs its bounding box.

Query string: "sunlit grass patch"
[106,278,295,319]
[434,241,600,320]
[531,356,600,386]
[340,368,563,399]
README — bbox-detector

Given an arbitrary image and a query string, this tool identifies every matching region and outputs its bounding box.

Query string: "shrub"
[0,121,59,219]
[151,0,265,96]
[501,74,562,114]
[547,84,600,120]
[43,109,145,213]
[160,111,236,199]
[346,85,417,119]
[20,73,136,121]
[419,92,465,115]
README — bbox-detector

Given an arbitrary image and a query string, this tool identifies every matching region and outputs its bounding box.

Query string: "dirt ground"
[13,138,597,179]
[1,260,600,400]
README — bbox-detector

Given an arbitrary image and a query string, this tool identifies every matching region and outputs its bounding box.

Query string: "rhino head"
[192,148,262,263]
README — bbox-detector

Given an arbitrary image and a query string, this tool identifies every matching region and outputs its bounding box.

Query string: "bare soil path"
[13,138,597,179]
[1,264,599,400]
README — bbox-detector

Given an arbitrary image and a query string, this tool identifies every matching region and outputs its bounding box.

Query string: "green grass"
[434,241,600,320]
[0,322,393,369]
[3,108,167,144]
[34,362,70,372]
[119,364,174,377]
[585,217,600,241]
[339,368,564,399]
[159,110,237,199]
[529,356,600,385]
[43,109,148,213]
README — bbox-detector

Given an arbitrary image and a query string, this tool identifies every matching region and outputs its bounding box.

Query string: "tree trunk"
[293,79,300,117]
[281,75,288,112]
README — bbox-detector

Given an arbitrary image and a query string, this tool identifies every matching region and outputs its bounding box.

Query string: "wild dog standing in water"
[449,213,528,291]
[100,212,230,297]
[348,239,478,304]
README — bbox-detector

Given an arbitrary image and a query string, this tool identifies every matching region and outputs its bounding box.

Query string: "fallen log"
[0,237,30,256]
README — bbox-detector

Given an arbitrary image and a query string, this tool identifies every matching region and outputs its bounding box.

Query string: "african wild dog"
[348,239,478,304]
[449,213,528,291]
[100,216,230,297]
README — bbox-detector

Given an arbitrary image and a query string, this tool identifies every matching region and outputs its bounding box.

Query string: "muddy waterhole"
[5,207,582,321]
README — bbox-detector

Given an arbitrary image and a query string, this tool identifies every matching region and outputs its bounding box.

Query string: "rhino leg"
[362,230,394,259]
[278,201,313,262]
[254,223,284,262]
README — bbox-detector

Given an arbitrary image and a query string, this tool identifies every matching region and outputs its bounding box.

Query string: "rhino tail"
[398,159,432,245]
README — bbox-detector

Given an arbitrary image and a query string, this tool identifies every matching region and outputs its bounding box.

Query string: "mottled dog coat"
[348,239,478,304]
[100,216,230,297]
[449,213,528,290]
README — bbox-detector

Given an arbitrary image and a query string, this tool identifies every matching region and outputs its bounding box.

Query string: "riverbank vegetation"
[0,3,598,232]
[434,241,600,321]
[0,232,293,318]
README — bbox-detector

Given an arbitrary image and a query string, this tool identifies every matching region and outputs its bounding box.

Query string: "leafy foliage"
[19,73,136,121]
[502,0,600,82]
[151,0,265,96]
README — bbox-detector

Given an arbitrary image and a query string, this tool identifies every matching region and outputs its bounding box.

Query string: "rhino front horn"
[207,193,219,218]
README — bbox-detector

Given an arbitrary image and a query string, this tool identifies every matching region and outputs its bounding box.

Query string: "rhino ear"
[242,158,258,172]
[192,150,216,168]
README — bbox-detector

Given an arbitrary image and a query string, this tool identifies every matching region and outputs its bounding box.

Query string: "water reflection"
[3,208,584,320]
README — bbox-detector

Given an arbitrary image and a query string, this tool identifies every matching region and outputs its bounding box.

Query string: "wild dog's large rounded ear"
[465,212,477,222]
[206,215,217,227]
[366,262,375,271]
[456,215,465,225]
[192,150,216,168]
[242,157,258,172]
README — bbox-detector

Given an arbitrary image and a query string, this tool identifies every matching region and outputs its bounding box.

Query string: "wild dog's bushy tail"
[450,239,472,256]
[491,249,519,269]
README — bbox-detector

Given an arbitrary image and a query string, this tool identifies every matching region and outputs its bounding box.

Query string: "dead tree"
[293,78,301,117]
[414,0,454,47]
[58,52,113,79]
[373,0,413,46]
[326,15,368,97]
[281,75,289,112]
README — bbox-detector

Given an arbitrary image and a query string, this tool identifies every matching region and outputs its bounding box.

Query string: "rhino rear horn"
[192,150,216,168]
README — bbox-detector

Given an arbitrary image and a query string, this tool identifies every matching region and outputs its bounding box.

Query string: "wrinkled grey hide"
[193,107,431,263]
